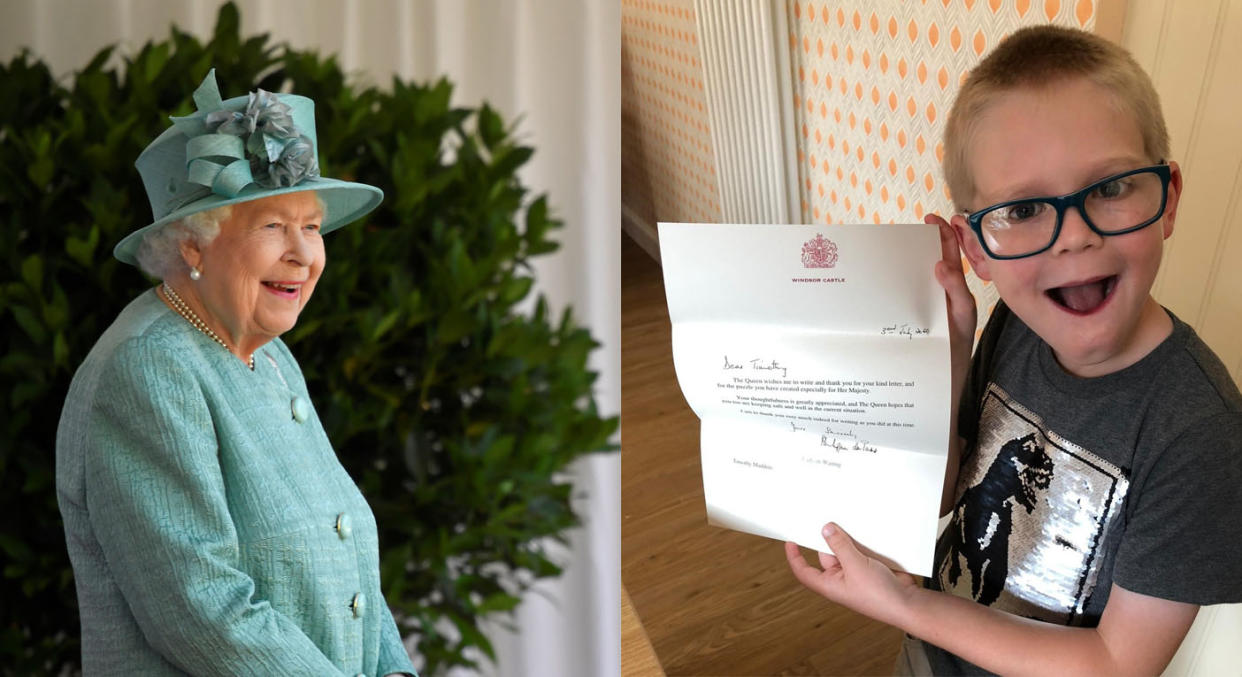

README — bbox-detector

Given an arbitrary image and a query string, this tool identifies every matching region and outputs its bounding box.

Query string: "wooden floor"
[620,233,903,676]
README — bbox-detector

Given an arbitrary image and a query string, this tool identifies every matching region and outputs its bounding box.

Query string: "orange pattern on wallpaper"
[622,0,722,225]
[788,0,1096,226]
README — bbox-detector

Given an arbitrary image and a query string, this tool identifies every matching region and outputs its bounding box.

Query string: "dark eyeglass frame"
[964,162,1172,260]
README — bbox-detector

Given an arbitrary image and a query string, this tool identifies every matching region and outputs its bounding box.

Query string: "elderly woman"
[55,71,416,676]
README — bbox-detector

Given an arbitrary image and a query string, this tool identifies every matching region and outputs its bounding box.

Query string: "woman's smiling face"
[185,191,325,355]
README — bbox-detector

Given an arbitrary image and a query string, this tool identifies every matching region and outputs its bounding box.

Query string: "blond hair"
[943,25,1168,210]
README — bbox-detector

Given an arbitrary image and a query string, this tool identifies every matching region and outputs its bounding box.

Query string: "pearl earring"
[189,267,202,281]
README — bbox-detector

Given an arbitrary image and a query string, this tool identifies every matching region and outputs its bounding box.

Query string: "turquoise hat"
[114,69,383,266]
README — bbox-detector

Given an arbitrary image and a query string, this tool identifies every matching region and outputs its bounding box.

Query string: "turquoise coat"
[56,290,417,676]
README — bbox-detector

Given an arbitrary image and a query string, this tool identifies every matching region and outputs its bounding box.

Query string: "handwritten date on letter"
[879,323,930,340]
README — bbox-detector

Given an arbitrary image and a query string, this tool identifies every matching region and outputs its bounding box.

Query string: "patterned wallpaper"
[788,0,1097,226]
[621,0,722,226]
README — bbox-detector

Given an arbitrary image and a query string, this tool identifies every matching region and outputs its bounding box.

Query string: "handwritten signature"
[853,439,879,453]
[789,421,805,432]
[823,425,856,439]
[820,435,878,453]
[821,436,850,452]
[880,322,931,340]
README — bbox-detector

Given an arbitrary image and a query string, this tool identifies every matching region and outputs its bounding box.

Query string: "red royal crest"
[801,233,838,268]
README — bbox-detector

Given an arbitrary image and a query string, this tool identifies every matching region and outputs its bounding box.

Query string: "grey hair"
[134,205,232,280]
[133,192,328,279]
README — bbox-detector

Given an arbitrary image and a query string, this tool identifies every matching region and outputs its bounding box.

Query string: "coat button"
[291,396,310,423]
[334,512,352,540]
[351,592,367,618]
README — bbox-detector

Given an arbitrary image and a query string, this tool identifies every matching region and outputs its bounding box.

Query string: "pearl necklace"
[161,283,255,370]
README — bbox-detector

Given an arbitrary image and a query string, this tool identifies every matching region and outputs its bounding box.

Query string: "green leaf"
[82,45,116,74]
[52,332,69,368]
[25,155,54,187]
[10,380,45,409]
[498,277,533,305]
[475,592,520,614]
[371,309,401,341]
[20,255,43,289]
[43,284,69,331]
[213,2,241,48]
[477,104,505,149]
[142,42,170,84]
[10,305,45,343]
[492,145,534,179]
[0,533,33,560]
[482,435,515,465]
[65,225,101,266]
[436,310,475,345]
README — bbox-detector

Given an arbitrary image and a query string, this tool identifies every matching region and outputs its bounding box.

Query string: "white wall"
[1126,0,1242,383]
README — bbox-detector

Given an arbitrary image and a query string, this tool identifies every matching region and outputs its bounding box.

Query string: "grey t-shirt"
[924,302,1242,675]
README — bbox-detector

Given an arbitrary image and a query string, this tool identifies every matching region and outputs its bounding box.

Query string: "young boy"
[785,25,1242,675]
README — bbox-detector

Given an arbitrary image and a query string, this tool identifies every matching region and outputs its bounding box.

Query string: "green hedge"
[0,4,617,674]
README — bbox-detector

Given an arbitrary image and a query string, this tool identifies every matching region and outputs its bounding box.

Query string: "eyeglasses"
[965,163,1171,260]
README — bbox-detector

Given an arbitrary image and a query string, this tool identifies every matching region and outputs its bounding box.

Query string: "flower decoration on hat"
[169,69,320,200]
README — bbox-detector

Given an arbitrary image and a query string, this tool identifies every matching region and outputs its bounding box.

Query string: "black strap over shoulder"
[957,301,1012,461]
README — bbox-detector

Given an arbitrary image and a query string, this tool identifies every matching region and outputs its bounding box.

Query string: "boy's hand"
[784,523,919,629]
[926,213,976,513]
[788,526,1198,676]
[926,213,976,387]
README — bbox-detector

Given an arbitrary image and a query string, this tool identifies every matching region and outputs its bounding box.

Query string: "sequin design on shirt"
[938,383,1129,625]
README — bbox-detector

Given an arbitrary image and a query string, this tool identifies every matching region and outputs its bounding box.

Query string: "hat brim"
[113,176,383,266]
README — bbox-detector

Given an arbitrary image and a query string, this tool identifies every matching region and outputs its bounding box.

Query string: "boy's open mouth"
[1047,275,1117,315]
